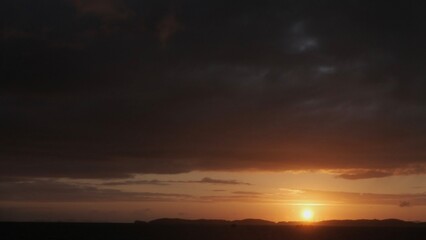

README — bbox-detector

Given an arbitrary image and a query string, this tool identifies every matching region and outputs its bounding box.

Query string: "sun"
[301,209,314,221]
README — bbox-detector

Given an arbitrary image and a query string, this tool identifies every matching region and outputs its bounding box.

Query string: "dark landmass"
[148,218,275,225]
[2,219,426,240]
[316,218,426,227]
[147,217,426,227]
[232,218,276,225]
[149,218,230,225]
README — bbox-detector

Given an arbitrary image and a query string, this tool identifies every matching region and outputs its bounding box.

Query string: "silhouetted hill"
[148,218,425,227]
[232,219,275,225]
[317,219,421,227]
[149,218,230,225]
[133,220,147,225]
[2,221,426,240]
[149,218,275,226]
[148,218,276,225]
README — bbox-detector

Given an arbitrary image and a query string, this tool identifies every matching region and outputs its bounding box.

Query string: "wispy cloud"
[335,165,426,180]
[291,189,426,206]
[102,179,169,186]
[0,180,192,202]
[232,191,262,195]
[399,201,411,207]
[192,177,251,185]
[99,177,251,186]
[1,179,425,207]
[336,170,393,180]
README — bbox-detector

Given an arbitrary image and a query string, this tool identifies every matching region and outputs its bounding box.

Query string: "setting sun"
[301,209,314,221]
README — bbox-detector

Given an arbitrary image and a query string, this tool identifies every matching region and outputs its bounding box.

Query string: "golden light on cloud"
[301,209,314,221]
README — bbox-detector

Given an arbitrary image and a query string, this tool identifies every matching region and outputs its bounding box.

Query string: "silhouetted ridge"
[134,220,147,224]
[149,218,230,225]
[317,219,419,226]
[4,221,426,240]
[148,218,276,225]
[232,219,275,225]
[146,218,425,227]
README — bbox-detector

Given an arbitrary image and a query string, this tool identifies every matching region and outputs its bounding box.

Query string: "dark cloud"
[0,179,192,202]
[336,166,426,180]
[1,0,426,179]
[101,177,251,185]
[282,189,426,206]
[193,177,251,185]
[232,191,262,195]
[203,189,426,205]
[399,201,411,207]
[102,179,169,186]
[1,179,425,207]
[0,178,255,203]
[337,170,394,180]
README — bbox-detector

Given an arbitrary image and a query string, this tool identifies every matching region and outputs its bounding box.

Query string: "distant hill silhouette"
[316,219,425,227]
[232,219,275,225]
[134,220,147,225]
[3,220,426,240]
[149,218,230,225]
[145,218,426,227]
[148,218,275,226]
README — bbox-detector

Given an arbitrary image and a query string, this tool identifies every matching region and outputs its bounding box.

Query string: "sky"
[1,0,426,222]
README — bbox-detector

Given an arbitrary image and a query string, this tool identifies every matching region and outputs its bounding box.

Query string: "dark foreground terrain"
[2,220,426,240]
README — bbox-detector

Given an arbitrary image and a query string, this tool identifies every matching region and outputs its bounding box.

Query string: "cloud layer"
[1,179,425,207]
[102,177,251,186]
[1,0,426,179]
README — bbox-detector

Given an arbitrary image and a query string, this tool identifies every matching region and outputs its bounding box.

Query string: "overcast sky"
[1,0,426,222]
